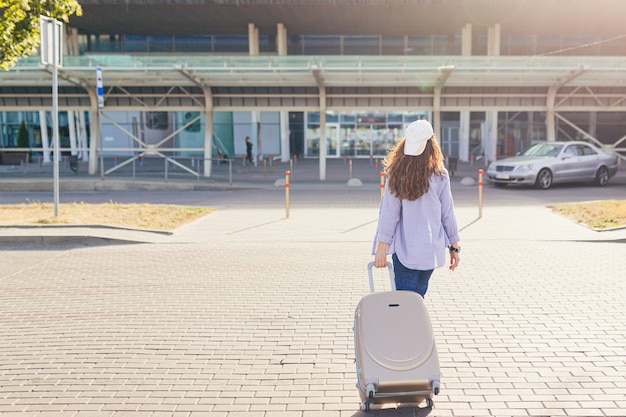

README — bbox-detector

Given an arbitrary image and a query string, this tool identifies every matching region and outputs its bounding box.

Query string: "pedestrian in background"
[245,136,253,165]
[373,119,461,297]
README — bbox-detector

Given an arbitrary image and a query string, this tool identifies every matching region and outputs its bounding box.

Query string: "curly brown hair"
[383,135,446,201]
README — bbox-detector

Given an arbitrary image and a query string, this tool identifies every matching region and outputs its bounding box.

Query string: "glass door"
[326,123,340,157]
[440,124,460,157]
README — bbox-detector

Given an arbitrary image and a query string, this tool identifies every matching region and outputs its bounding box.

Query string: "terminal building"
[1,0,626,180]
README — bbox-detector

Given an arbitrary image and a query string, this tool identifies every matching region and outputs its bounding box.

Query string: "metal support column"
[203,86,214,177]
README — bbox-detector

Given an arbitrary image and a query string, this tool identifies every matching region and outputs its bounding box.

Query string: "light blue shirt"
[372,169,460,270]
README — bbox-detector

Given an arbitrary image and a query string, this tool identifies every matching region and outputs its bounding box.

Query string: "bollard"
[37,156,43,167]
[478,169,484,218]
[290,158,294,180]
[228,159,233,186]
[293,154,298,166]
[191,156,195,168]
[63,156,68,168]
[285,171,290,219]
[343,153,348,165]
[140,155,144,167]
[269,154,273,167]
[380,171,385,199]
[375,159,379,173]
[114,156,118,167]
[369,154,373,166]
[470,154,474,166]
[349,159,353,179]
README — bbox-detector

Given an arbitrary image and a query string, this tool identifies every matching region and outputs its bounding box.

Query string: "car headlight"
[514,164,533,172]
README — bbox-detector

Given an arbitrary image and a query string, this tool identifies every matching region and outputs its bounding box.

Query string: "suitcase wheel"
[426,397,434,408]
[361,401,371,412]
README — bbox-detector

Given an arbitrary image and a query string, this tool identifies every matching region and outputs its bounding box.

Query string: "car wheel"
[535,168,552,189]
[594,166,609,186]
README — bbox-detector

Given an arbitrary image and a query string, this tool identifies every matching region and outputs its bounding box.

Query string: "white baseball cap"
[403,120,434,156]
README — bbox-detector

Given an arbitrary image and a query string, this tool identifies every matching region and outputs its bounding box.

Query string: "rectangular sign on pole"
[39,16,63,67]
[96,67,104,108]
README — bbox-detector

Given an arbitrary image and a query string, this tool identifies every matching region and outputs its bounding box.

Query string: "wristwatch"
[448,245,461,253]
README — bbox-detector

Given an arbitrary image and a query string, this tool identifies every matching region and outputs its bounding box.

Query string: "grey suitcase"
[354,262,441,411]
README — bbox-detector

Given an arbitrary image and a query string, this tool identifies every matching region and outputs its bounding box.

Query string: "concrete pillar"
[460,111,470,161]
[68,111,78,157]
[65,27,79,56]
[203,87,214,177]
[39,111,51,163]
[319,111,327,181]
[546,110,556,142]
[253,111,261,163]
[280,111,290,162]
[248,23,259,56]
[433,88,442,143]
[546,87,557,142]
[315,67,327,181]
[461,24,472,56]
[589,111,597,139]
[485,111,498,163]
[488,23,501,56]
[277,24,288,162]
[88,109,99,175]
[78,111,88,161]
[277,23,287,56]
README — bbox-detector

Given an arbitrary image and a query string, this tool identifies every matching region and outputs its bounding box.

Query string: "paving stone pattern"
[1,160,626,417]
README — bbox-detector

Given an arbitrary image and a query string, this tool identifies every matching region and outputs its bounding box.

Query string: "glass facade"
[0,112,51,150]
[304,111,428,159]
[79,31,626,56]
[0,111,83,161]
[7,11,626,167]
[77,33,464,56]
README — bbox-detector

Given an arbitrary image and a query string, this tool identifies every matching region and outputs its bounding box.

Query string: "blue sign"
[96,67,104,108]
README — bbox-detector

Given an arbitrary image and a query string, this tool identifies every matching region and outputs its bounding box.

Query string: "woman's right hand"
[374,242,389,268]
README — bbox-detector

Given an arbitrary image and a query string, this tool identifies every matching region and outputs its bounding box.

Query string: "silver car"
[487,141,620,189]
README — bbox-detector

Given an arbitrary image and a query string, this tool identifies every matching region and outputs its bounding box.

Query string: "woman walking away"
[373,119,461,298]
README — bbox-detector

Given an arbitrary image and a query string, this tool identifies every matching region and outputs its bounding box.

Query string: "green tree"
[17,120,28,148]
[16,120,30,162]
[0,0,82,71]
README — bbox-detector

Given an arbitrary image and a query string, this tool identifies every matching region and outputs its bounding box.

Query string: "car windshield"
[522,143,564,157]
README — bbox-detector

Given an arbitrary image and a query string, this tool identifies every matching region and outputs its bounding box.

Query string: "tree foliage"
[0,0,82,70]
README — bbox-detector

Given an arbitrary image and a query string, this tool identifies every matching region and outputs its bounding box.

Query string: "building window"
[343,36,381,55]
[174,35,214,53]
[302,35,341,55]
[148,36,174,53]
[214,35,249,53]
[123,35,148,53]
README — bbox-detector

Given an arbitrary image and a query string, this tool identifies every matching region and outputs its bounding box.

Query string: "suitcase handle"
[367,261,396,293]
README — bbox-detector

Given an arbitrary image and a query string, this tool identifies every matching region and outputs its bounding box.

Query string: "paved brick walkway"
[1,159,626,416]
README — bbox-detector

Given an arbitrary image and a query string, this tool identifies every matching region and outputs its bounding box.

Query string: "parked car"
[487,141,620,189]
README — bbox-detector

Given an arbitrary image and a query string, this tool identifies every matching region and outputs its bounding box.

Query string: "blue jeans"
[392,253,434,298]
